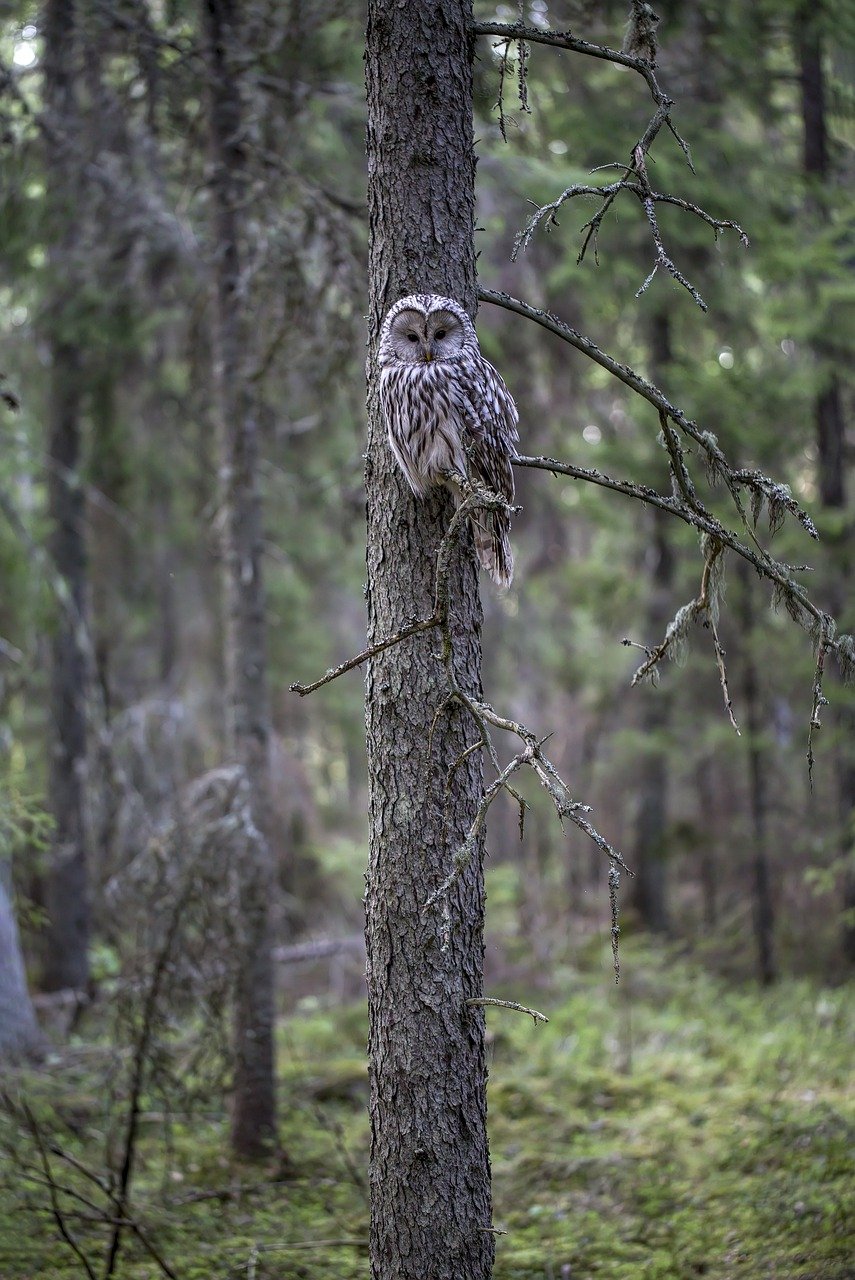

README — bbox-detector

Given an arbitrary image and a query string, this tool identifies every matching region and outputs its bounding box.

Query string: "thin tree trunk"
[795,3,855,963]
[630,314,674,935]
[694,758,718,930]
[738,565,776,985]
[42,0,90,994]
[364,0,493,1276]
[202,0,277,1157]
[0,873,45,1062]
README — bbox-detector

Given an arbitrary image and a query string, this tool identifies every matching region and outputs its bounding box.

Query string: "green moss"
[1,943,853,1278]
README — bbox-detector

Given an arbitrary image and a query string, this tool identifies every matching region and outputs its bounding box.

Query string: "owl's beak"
[422,344,433,362]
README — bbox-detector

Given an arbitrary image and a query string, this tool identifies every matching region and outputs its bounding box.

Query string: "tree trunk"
[202,0,278,1157]
[795,3,855,963]
[42,0,90,994]
[694,758,718,930]
[364,1,493,1276]
[629,314,674,935]
[738,565,776,985]
[0,873,44,1062]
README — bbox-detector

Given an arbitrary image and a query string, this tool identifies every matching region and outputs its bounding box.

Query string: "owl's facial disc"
[390,306,466,364]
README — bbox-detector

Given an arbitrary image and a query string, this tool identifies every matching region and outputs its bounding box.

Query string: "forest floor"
[1,934,853,1280]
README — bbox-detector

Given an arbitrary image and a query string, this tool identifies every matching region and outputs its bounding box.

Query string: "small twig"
[808,616,833,787]
[711,616,740,735]
[289,614,440,695]
[465,997,549,1024]
[104,872,191,1279]
[609,864,621,983]
[21,1104,97,1280]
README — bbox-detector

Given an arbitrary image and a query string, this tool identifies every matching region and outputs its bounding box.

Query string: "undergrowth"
[1,939,852,1279]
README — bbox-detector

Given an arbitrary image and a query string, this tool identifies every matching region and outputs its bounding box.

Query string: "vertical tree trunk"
[202,0,278,1157]
[364,1,493,1277]
[795,3,855,963]
[0,874,44,1062]
[694,758,718,930]
[738,565,776,985]
[42,0,90,994]
[630,314,674,935]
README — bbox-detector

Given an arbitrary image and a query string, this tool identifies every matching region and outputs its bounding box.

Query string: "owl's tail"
[471,510,514,589]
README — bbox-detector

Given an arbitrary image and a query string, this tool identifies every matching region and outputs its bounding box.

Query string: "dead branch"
[475,19,724,303]
[289,613,439,695]
[482,290,813,539]
[292,470,629,969]
[465,997,549,1023]
[484,291,847,722]
[273,935,364,964]
[21,1103,97,1280]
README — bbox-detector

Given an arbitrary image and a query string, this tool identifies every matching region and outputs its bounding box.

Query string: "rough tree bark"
[629,314,674,935]
[795,3,855,963]
[42,0,90,994]
[201,0,278,1157]
[364,0,493,1276]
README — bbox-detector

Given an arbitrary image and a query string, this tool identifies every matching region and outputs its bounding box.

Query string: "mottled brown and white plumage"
[378,294,519,588]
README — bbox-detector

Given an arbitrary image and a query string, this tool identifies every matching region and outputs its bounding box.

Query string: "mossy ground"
[1,939,852,1279]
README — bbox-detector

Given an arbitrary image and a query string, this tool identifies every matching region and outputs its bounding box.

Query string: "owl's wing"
[452,356,519,502]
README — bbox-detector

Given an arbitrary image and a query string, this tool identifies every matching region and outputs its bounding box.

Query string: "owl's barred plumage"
[378,294,519,588]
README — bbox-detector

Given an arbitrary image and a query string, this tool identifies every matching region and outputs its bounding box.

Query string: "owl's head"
[378,295,476,368]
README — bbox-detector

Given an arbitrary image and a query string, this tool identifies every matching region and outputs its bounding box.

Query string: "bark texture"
[0,875,44,1062]
[42,0,90,993]
[795,4,855,964]
[202,0,278,1156]
[365,1,493,1276]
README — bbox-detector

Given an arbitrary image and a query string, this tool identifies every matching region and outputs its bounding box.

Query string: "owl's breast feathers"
[380,361,467,496]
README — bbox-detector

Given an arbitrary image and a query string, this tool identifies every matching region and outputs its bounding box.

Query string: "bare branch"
[808,616,834,787]
[514,179,747,266]
[506,325,841,743]
[465,997,549,1024]
[21,1104,97,1280]
[609,864,621,983]
[484,290,830,626]
[475,20,746,305]
[292,458,628,970]
[472,20,668,91]
[289,614,440,695]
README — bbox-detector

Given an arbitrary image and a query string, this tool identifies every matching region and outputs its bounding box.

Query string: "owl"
[378,295,519,588]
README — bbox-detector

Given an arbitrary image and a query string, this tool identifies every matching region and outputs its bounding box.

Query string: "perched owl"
[378,295,519,588]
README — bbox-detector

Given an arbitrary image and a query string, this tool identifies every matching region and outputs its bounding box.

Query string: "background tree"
[201,0,278,1161]
[40,0,89,994]
[0,874,43,1062]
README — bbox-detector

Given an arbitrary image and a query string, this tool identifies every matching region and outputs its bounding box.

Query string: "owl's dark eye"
[435,329,446,340]
[407,332,418,342]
